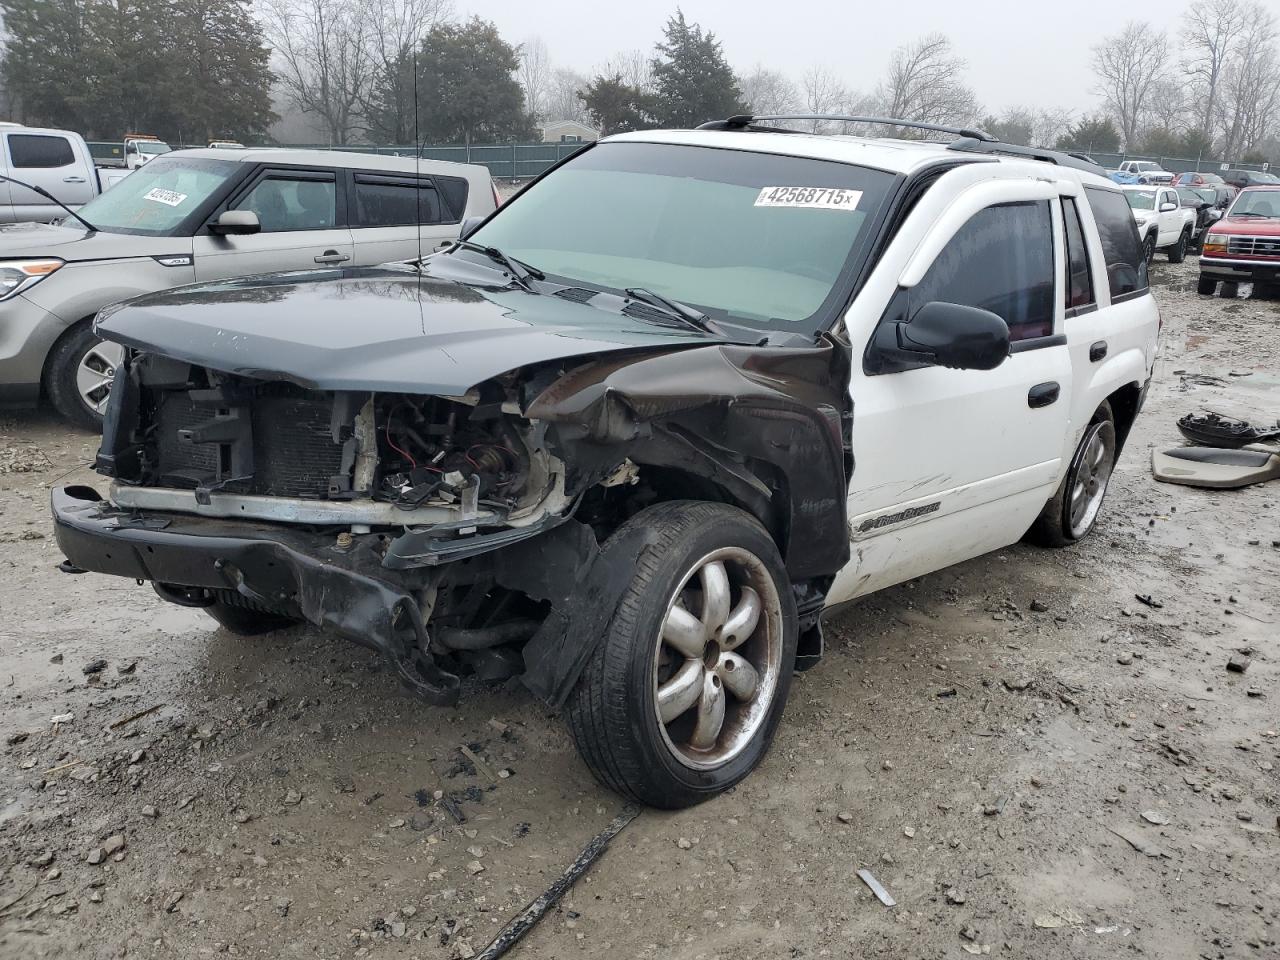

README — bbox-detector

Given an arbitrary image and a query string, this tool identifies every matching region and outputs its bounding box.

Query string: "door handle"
[1028,382,1060,408]
[313,250,350,264]
[1089,340,1108,362]
[63,176,87,183]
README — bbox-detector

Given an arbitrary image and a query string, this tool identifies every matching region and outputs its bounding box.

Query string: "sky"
[457,0,1140,117]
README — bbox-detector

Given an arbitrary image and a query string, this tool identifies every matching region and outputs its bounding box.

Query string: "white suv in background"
[0,148,498,427]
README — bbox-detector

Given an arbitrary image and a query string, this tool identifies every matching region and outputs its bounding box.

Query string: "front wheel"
[1025,401,1117,548]
[44,323,124,430]
[1142,232,1157,264]
[1168,228,1190,263]
[1197,275,1218,296]
[566,501,797,809]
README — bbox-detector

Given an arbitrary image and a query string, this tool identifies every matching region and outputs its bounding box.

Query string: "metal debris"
[856,869,896,907]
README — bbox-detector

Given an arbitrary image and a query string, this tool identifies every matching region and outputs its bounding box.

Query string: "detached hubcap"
[76,340,124,415]
[652,547,782,769]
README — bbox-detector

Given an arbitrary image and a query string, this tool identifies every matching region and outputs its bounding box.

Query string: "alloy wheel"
[75,340,123,416]
[1068,421,1116,538]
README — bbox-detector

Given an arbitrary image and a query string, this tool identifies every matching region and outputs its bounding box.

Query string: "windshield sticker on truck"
[143,187,188,207]
[755,187,862,211]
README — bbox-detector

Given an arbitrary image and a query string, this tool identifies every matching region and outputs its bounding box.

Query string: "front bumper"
[51,484,461,704]
[1199,256,1280,282]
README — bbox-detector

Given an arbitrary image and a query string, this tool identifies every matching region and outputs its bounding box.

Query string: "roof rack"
[698,114,997,142]
[946,137,1106,175]
[697,114,1109,177]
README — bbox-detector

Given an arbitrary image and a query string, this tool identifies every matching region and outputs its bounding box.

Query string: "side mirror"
[459,215,486,240]
[895,301,1010,371]
[1159,201,1178,212]
[209,210,261,236]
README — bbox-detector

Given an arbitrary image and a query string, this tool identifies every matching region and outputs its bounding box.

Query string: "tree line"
[0,0,1277,163]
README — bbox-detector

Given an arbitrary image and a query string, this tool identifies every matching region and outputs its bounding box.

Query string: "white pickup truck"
[1118,160,1174,184]
[1122,184,1196,262]
[53,118,1161,809]
[0,124,130,223]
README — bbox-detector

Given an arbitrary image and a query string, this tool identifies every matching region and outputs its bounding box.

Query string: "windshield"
[1178,188,1213,205]
[1125,190,1157,211]
[467,141,894,332]
[77,156,238,235]
[137,141,170,156]
[1229,191,1280,217]
[1135,162,1158,172]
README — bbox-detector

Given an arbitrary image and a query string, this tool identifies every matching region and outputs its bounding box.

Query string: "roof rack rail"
[697,114,997,142]
[946,137,1107,175]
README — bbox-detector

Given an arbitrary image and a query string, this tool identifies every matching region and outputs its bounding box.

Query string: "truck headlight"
[1201,235,1228,255]
[0,259,63,301]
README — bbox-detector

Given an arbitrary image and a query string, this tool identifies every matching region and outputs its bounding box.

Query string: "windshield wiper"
[0,173,97,232]
[623,287,720,335]
[1230,210,1271,217]
[452,240,544,290]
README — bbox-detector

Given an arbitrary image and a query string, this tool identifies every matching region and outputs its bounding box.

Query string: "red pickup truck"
[1199,185,1280,295]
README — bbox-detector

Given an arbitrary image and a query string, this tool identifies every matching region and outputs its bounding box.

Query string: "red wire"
[384,408,416,468]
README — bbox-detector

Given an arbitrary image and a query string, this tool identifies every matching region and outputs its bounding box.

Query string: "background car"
[0,124,130,223]
[0,148,498,427]
[1122,184,1196,261]
[1198,184,1280,296]
[1222,168,1280,189]
[1118,160,1174,184]
[1172,171,1226,188]
[1177,185,1227,248]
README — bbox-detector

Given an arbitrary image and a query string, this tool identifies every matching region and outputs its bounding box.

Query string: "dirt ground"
[0,257,1277,960]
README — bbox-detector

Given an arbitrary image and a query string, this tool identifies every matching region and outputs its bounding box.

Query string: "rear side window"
[1084,186,1148,301]
[1062,198,1095,312]
[9,134,75,168]
[353,175,441,226]
[912,201,1055,342]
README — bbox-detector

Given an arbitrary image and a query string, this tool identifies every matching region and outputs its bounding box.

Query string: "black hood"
[94,264,712,395]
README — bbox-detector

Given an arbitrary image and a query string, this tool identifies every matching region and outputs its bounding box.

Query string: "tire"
[43,322,124,431]
[1025,401,1117,548]
[204,598,299,636]
[1168,228,1190,264]
[1142,232,1157,264]
[565,501,798,809]
[1197,275,1217,295]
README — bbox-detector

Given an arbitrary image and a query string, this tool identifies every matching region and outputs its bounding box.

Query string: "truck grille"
[153,387,343,499]
[1226,235,1280,257]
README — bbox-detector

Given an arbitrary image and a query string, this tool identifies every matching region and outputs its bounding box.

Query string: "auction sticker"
[755,186,862,210]
[143,187,188,207]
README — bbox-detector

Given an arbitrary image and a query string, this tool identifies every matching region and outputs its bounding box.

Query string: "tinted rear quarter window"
[1084,186,1148,301]
[353,175,443,226]
[9,134,75,168]
[1062,198,1094,310]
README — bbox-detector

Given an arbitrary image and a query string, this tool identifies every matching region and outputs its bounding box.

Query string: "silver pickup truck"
[0,124,131,223]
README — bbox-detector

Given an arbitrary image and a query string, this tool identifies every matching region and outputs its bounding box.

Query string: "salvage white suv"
[53,116,1160,809]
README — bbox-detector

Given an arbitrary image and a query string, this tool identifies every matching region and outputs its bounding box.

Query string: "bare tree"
[1219,3,1280,156]
[598,49,653,92]
[1183,0,1247,137]
[519,35,551,123]
[875,33,978,130]
[1032,107,1075,148]
[358,0,452,142]
[1092,21,1169,149]
[544,67,591,124]
[1147,77,1191,132]
[801,67,847,132]
[738,65,800,115]
[262,0,375,143]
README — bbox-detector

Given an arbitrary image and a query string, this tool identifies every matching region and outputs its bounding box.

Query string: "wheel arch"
[39,313,99,395]
[1106,380,1143,454]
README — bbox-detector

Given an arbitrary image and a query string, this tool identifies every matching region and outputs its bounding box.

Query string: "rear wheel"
[44,323,122,431]
[566,501,797,809]
[1026,401,1117,548]
[1197,275,1217,296]
[1168,228,1190,263]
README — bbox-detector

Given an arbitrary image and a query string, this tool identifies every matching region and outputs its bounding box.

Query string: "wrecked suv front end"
[53,134,895,807]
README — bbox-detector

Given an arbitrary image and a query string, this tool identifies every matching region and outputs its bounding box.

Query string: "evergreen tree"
[1056,115,1122,153]
[578,74,658,135]
[650,10,747,128]
[415,18,536,145]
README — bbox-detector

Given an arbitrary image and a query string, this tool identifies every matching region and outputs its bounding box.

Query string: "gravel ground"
[0,257,1277,960]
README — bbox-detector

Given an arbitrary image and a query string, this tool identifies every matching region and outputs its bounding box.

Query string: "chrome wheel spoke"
[718,585,760,650]
[657,659,704,723]
[715,651,759,701]
[689,672,725,751]
[699,560,730,633]
[662,604,706,659]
